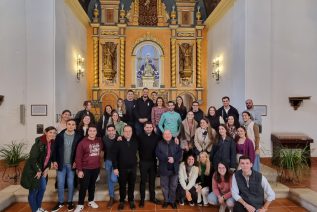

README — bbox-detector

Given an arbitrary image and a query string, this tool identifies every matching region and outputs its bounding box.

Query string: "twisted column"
[196,39,202,87]
[120,37,125,87]
[171,38,176,87]
[93,37,99,87]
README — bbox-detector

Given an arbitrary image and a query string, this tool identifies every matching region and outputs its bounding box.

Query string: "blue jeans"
[253,154,261,172]
[208,192,235,208]
[57,164,75,203]
[28,176,47,212]
[105,160,117,198]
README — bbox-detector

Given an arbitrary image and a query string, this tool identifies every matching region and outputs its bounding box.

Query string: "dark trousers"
[233,202,247,212]
[139,161,156,200]
[118,168,137,202]
[176,184,197,202]
[78,168,100,205]
[160,174,178,203]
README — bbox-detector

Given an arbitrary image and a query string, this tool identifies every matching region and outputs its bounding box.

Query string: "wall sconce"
[77,55,85,80]
[212,56,221,81]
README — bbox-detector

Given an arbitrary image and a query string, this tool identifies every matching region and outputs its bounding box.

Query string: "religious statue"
[103,42,117,80]
[143,54,155,77]
[179,43,193,79]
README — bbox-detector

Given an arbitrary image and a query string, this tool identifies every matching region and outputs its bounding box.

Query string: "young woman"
[116,98,126,122]
[175,96,187,121]
[208,162,235,212]
[236,126,255,167]
[242,111,260,171]
[194,118,216,156]
[226,115,239,139]
[179,111,198,159]
[107,110,126,136]
[151,97,168,135]
[75,125,103,212]
[97,105,113,137]
[21,126,57,212]
[206,106,224,131]
[177,154,199,206]
[56,110,71,133]
[77,115,91,137]
[195,151,212,206]
[210,124,236,171]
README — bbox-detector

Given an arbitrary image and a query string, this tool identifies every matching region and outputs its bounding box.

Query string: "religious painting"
[136,44,160,88]
[139,0,158,26]
[105,9,114,24]
[182,11,190,25]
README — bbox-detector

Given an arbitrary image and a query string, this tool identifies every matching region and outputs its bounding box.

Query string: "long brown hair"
[200,118,216,147]
[214,161,232,183]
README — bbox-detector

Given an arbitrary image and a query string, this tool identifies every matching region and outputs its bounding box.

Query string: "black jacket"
[216,105,239,123]
[210,136,236,169]
[155,138,182,176]
[192,109,204,123]
[138,132,160,162]
[74,109,96,125]
[134,97,154,122]
[52,129,82,171]
[111,137,139,170]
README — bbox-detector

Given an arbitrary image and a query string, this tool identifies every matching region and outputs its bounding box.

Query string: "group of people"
[20,87,275,212]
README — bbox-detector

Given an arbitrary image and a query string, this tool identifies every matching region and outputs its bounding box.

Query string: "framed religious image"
[31,104,47,116]
[36,124,44,134]
[254,105,267,116]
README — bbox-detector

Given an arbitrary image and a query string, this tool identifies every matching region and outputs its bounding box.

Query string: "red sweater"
[212,174,232,200]
[75,137,103,171]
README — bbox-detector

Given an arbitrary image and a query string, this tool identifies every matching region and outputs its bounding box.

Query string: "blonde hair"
[117,98,126,114]
[198,151,210,176]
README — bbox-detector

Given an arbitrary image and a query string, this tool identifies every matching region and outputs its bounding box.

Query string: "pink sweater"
[212,174,232,200]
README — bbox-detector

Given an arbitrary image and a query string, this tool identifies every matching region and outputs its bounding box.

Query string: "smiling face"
[219,125,227,137]
[83,116,91,126]
[176,97,183,105]
[107,126,116,138]
[208,107,216,116]
[237,127,246,138]
[240,158,252,173]
[61,111,71,122]
[199,153,207,164]
[112,112,119,122]
[157,98,163,107]
[163,130,172,141]
[200,119,208,129]
[217,163,227,176]
[66,120,76,132]
[168,102,175,111]
[222,98,230,107]
[242,112,251,122]
[186,111,194,120]
[187,155,195,166]
[245,99,253,110]
[123,126,133,139]
[127,91,134,101]
[86,102,92,111]
[144,123,154,134]
[45,129,57,141]
[106,106,112,115]
[87,127,97,139]
[227,116,235,126]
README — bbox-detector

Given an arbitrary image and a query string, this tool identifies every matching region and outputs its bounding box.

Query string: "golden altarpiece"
[89,0,207,112]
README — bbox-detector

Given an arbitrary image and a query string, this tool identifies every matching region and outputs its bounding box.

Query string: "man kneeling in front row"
[232,155,275,212]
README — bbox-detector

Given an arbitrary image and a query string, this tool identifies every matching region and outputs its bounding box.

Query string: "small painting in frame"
[254,105,267,116]
[31,105,47,116]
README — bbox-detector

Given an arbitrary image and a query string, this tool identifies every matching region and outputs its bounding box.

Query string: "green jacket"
[20,135,53,190]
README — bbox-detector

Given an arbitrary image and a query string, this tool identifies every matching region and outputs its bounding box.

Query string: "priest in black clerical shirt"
[138,121,161,208]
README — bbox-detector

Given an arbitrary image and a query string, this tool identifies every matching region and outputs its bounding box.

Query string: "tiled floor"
[3,199,308,212]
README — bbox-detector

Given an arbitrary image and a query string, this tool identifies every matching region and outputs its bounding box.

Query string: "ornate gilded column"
[196,39,202,88]
[171,38,176,87]
[119,37,125,87]
[93,37,99,87]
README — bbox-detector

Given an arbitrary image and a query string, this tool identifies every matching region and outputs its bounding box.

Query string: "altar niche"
[133,41,164,88]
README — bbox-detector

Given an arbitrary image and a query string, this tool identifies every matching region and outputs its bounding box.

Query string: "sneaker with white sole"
[88,201,99,208]
[219,205,226,212]
[37,208,48,212]
[74,205,84,212]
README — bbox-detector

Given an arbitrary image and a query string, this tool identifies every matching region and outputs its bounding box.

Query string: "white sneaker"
[219,205,226,212]
[37,208,48,212]
[74,205,84,212]
[88,201,99,208]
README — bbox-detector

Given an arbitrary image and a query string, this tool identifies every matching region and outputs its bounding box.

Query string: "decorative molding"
[100,30,118,36]
[204,0,236,29]
[132,32,165,55]
[65,0,90,28]
[177,32,195,37]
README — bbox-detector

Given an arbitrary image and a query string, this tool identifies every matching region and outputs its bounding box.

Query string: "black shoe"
[118,202,125,210]
[179,199,184,206]
[197,201,203,206]
[171,202,177,209]
[139,200,144,208]
[150,198,161,205]
[130,201,136,209]
[51,202,64,212]
[107,197,114,208]
[162,202,169,208]
[67,202,74,211]
[189,200,195,206]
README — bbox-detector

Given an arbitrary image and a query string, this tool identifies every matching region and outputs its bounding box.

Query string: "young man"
[232,156,275,211]
[158,101,182,138]
[216,96,239,123]
[138,122,161,208]
[124,90,136,127]
[134,87,154,136]
[112,125,139,210]
[51,119,82,211]
[102,124,118,208]
[74,100,96,125]
[191,101,204,123]
[156,130,182,209]
[151,91,158,105]
[74,125,103,212]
